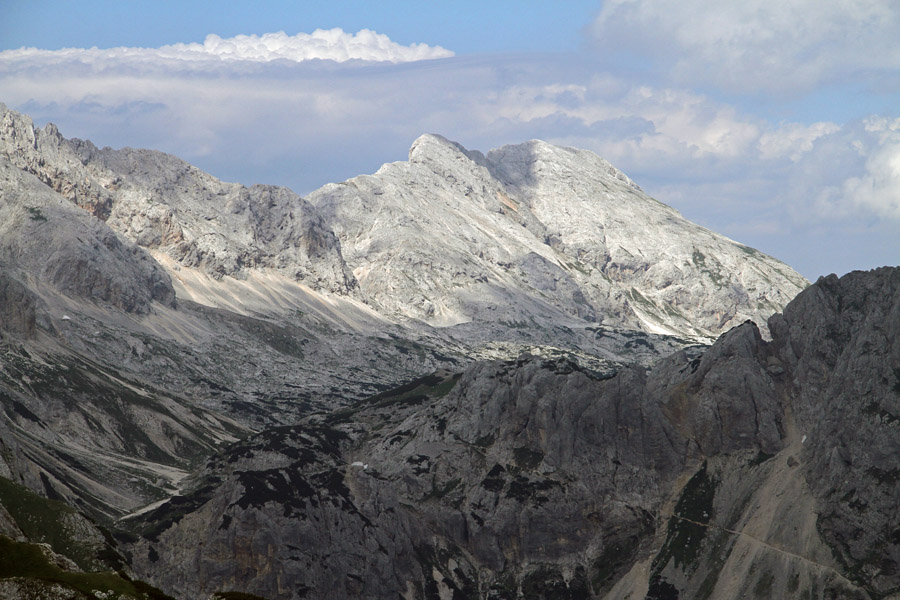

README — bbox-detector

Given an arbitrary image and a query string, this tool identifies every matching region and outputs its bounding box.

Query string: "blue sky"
[2,0,899,280]
[0,1,600,53]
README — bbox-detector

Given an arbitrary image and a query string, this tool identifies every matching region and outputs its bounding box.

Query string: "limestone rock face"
[0,270,36,338]
[0,104,355,294]
[1,103,859,600]
[88,147,356,294]
[309,134,807,338]
[0,158,175,314]
[769,268,900,596]
[125,268,900,600]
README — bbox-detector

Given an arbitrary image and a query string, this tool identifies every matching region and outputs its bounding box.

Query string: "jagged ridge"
[120,268,900,600]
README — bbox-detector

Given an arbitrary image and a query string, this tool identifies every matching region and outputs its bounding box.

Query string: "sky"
[1,0,899,280]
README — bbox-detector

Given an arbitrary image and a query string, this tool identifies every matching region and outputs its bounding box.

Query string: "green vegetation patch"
[211,592,270,600]
[646,574,680,600]
[0,476,110,571]
[26,206,47,222]
[748,450,776,467]
[521,565,588,600]
[691,250,726,287]
[505,474,560,504]
[362,371,462,409]
[0,535,173,599]
[512,446,544,470]
[590,535,641,594]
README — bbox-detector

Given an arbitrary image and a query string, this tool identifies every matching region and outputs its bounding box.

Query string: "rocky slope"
[121,268,900,600]
[0,105,354,294]
[0,103,748,432]
[1,104,806,347]
[0,101,807,448]
[309,134,806,338]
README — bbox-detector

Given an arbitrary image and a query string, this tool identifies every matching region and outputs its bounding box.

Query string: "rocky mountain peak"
[5,103,895,600]
[0,105,356,294]
[312,134,807,339]
[486,138,643,193]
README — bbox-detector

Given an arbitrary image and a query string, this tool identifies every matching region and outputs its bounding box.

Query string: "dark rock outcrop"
[123,268,900,600]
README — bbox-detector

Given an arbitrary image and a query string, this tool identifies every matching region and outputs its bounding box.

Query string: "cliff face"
[0,158,176,315]
[1,104,806,344]
[124,269,900,600]
[0,105,355,294]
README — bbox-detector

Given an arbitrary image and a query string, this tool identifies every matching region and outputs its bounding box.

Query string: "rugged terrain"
[123,268,900,600]
[0,103,840,599]
[0,103,806,344]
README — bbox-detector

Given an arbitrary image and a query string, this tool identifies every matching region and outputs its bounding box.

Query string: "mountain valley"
[1,103,895,600]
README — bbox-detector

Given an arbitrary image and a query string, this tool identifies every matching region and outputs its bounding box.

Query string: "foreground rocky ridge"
[121,268,900,599]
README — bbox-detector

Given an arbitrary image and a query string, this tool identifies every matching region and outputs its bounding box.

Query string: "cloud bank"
[0,28,454,66]
[589,0,900,93]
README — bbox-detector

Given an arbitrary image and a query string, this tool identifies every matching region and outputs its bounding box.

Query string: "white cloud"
[589,0,900,93]
[0,28,453,66]
[758,122,840,161]
[2,37,898,278]
[841,120,900,219]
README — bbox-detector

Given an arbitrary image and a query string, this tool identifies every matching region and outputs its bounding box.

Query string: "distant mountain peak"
[312,133,807,339]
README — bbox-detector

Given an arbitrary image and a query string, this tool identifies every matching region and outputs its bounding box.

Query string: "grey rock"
[125,268,900,600]
[0,157,175,314]
[0,103,853,600]
[0,269,36,338]
[309,134,807,339]
[0,104,355,294]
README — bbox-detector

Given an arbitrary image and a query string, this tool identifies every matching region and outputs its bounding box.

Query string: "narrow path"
[660,511,857,587]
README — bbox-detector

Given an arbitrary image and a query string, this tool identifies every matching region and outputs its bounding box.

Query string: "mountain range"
[1,103,894,600]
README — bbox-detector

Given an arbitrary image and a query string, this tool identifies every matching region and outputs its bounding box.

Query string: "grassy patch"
[521,565,587,599]
[748,450,775,467]
[212,592,270,600]
[426,477,461,500]
[362,372,461,409]
[692,250,726,288]
[0,535,173,599]
[26,206,47,222]
[0,476,113,571]
[512,447,544,470]
[590,534,641,594]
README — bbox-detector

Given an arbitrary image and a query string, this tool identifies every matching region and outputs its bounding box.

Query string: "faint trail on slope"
[660,511,856,587]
